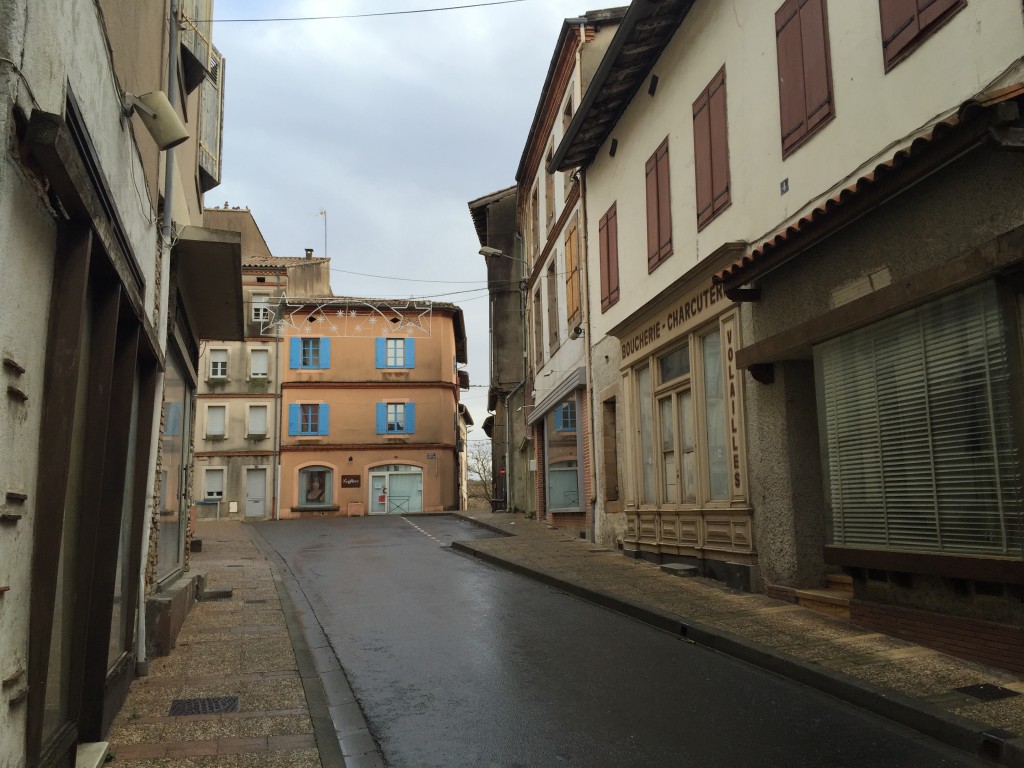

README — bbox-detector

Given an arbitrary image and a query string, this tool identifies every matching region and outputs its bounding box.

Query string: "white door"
[369,474,388,515]
[246,468,266,518]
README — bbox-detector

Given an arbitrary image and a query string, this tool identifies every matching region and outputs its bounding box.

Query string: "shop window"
[289,337,331,369]
[545,399,581,511]
[815,281,1022,556]
[376,337,416,368]
[634,335,730,507]
[776,0,834,156]
[299,466,332,507]
[693,67,730,230]
[879,0,964,72]
[555,401,577,432]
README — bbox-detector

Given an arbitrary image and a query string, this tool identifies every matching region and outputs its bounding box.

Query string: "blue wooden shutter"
[405,339,415,369]
[318,403,329,435]
[289,338,301,368]
[375,338,386,368]
[288,403,300,435]
[405,403,416,434]
[320,338,331,369]
[376,403,387,434]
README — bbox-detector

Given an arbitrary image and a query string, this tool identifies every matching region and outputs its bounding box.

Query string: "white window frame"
[209,347,228,380]
[247,403,269,438]
[250,347,270,379]
[252,293,271,323]
[204,467,225,500]
[205,402,228,439]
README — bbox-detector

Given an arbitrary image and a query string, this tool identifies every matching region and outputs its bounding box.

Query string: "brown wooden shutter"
[565,218,580,326]
[708,68,730,218]
[693,91,713,227]
[607,204,619,307]
[776,0,806,149]
[656,141,672,262]
[879,0,920,67]
[645,152,660,267]
[917,0,961,31]
[801,0,833,133]
[599,212,609,310]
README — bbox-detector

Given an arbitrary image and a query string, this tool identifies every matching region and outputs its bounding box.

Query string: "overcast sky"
[210,0,593,434]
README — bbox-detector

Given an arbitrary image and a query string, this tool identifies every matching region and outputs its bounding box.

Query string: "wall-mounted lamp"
[569,324,583,340]
[122,90,189,150]
[479,246,528,264]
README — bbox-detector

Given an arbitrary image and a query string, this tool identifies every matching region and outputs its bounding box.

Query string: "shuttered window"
[599,203,619,312]
[879,0,965,72]
[546,263,560,354]
[816,282,1023,556]
[693,68,730,230]
[645,138,672,270]
[565,216,581,327]
[776,0,834,156]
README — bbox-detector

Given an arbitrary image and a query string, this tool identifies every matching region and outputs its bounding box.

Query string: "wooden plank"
[826,545,1024,585]
[26,223,92,766]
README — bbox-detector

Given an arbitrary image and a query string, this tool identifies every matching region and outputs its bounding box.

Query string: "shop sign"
[342,475,361,488]
[620,279,727,362]
[722,314,746,498]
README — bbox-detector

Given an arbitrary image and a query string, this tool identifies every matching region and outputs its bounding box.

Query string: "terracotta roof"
[242,255,330,268]
[716,83,1024,288]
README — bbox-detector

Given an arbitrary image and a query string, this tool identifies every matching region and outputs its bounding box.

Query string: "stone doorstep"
[76,742,110,768]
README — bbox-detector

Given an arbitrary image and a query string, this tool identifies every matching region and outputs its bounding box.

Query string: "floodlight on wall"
[479,246,528,264]
[123,91,189,150]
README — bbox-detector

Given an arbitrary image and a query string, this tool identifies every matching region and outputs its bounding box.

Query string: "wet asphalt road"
[256,515,987,768]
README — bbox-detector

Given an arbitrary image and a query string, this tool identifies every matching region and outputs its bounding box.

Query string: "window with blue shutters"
[290,337,331,369]
[376,402,415,434]
[289,403,329,436]
[375,338,415,369]
[555,401,577,432]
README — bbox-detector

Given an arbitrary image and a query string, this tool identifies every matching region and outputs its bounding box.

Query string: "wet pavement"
[103,513,1024,767]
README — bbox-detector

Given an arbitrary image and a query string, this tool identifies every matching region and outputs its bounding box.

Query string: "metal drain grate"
[244,599,268,605]
[168,696,240,716]
[954,684,1021,702]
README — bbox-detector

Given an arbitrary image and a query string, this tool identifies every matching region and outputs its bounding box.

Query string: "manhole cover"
[954,684,1021,702]
[168,696,240,716]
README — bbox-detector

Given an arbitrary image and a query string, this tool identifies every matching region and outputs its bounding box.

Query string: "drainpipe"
[578,167,597,544]
[272,272,282,520]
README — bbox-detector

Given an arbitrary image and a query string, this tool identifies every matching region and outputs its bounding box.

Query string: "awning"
[173,226,243,341]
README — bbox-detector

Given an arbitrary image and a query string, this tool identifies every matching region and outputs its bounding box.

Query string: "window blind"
[816,282,1023,556]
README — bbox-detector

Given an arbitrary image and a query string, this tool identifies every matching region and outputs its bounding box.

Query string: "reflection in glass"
[637,366,655,504]
[157,353,189,581]
[659,397,676,503]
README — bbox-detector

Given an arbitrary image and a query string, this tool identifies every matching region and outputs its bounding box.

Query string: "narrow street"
[255,516,987,768]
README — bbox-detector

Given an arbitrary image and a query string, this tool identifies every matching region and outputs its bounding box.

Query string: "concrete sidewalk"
[452,510,1024,767]
[107,521,338,767]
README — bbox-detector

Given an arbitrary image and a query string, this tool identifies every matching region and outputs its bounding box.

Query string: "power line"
[205,0,527,23]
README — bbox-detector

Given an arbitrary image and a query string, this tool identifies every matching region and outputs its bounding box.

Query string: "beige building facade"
[277,300,469,518]
[554,0,1024,661]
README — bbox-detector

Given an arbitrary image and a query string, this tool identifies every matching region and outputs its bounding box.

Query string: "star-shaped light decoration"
[349,309,358,318]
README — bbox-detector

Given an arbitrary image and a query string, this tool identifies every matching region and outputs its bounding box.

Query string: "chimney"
[304,248,314,260]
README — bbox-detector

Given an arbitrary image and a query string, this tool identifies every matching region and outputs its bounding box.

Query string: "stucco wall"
[590,334,625,547]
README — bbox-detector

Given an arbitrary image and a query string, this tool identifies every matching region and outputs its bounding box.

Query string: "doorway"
[246,468,266,518]
[368,464,423,514]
